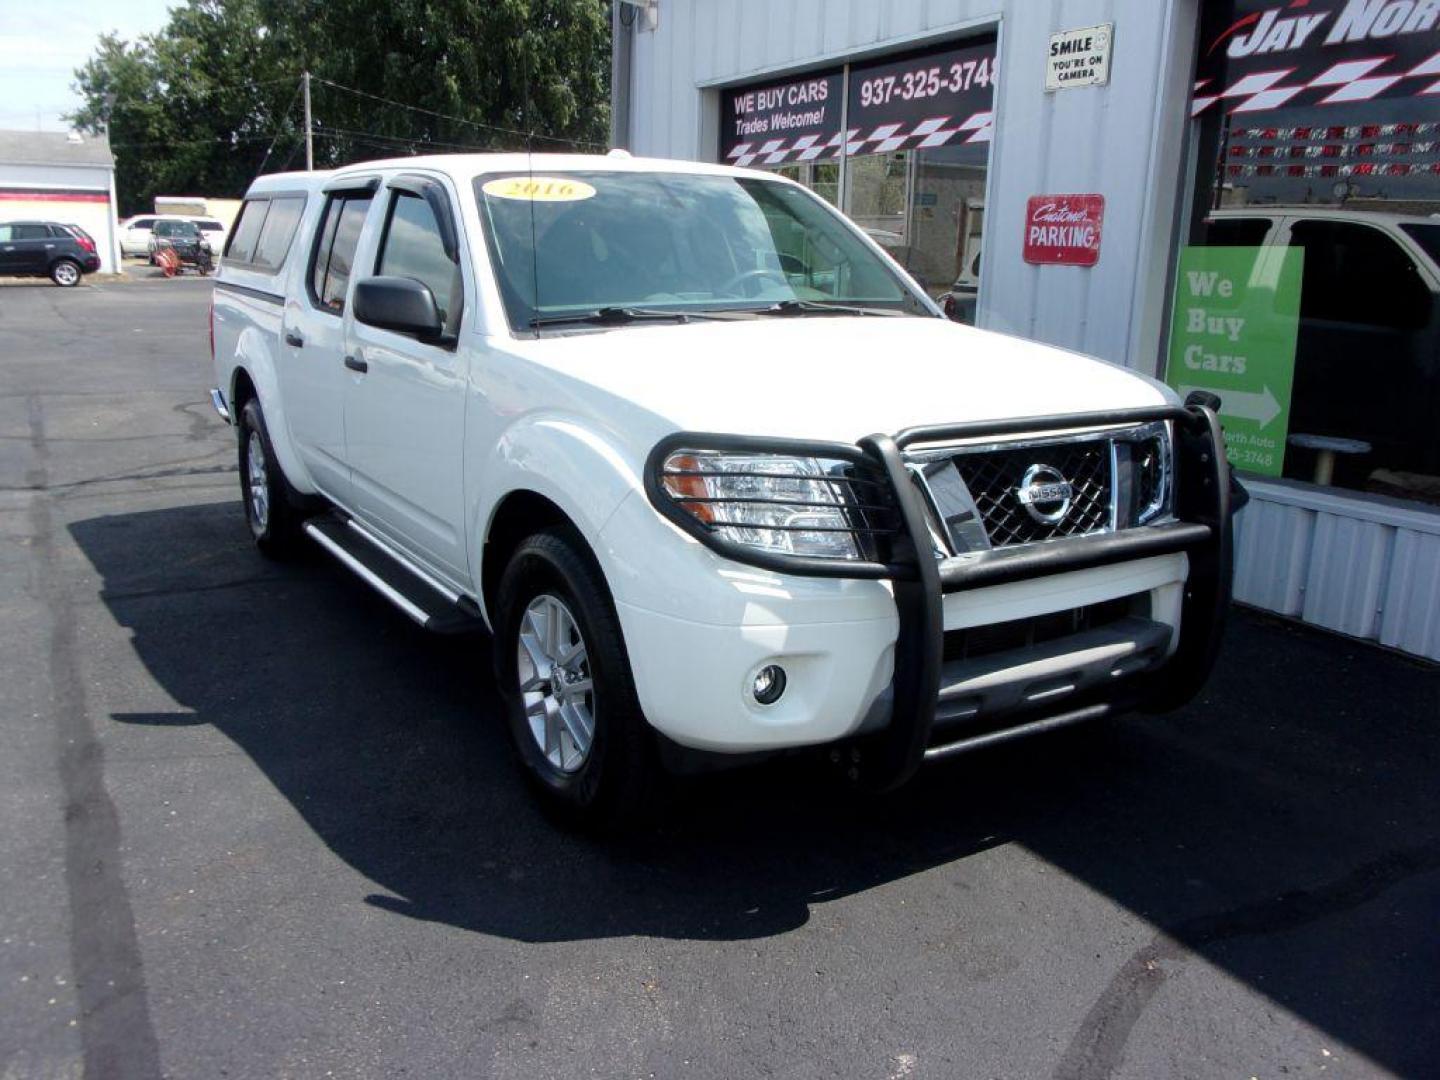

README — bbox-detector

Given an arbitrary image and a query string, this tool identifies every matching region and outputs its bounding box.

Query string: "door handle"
[284,331,304,347]
[344,355,368,373]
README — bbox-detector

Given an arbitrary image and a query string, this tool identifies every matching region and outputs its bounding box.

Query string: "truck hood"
[509,315,1176,445]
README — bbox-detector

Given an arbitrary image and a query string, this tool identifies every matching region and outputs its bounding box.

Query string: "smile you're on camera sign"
[1045,23,1113,91]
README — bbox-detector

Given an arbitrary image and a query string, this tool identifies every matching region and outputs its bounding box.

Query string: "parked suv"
[148,218,213,273]
[210,155,1237,827]
[0,220,101,285]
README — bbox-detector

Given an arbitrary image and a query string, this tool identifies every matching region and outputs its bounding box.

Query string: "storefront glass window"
[843,39,997,322]
[1174,0,1440,503]
[720,36,997,324]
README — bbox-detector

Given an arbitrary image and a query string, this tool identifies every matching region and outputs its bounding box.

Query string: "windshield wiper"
[528,306,718,329]
[738,299,908,318]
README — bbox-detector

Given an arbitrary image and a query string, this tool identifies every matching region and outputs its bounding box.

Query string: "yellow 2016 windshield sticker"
[481,176,596,202]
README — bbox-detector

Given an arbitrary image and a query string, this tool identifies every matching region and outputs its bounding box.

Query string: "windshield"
[1400,223,1440,268]
[474,170,930,330]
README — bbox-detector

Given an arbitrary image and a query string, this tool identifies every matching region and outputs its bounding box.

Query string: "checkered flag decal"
[726,111,993,167]
[1192,50,1440,116]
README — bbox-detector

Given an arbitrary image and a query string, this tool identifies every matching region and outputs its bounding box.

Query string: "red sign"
[1023,194,1104,266]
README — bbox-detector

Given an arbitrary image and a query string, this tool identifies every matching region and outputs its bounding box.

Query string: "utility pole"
[302,70,313,171]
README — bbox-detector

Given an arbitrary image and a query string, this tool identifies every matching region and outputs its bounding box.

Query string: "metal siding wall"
[984,1,1052,343]
[1234,483,1440,663]
[1233,498,1311,616]
[0,163,109,188]
[1382,530,1440,659]
[1302,515,1391,639]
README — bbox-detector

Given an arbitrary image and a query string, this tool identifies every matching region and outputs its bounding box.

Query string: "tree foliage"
[69,0,612,214]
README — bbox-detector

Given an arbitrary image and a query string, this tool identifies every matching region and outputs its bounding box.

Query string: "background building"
[0,130,120,272]
[613,0,1440,661]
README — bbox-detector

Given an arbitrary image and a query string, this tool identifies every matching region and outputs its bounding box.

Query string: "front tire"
[494,528,656,831]
[237,400,304,559]
[50,259,81,287]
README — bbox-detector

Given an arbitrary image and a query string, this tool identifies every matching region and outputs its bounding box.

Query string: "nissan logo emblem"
[1016,464,1073,525]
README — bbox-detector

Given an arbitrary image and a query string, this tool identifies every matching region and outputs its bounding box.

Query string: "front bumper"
[643,404,1235,788]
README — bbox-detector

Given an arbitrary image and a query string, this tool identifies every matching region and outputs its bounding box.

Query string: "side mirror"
[353,276,444,340]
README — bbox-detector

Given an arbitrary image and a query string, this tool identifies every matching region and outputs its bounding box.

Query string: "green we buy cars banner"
[1165,246,1303,477]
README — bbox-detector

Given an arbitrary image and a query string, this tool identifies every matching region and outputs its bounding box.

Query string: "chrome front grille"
[952,441,1111,547]
[909,423,1172,555]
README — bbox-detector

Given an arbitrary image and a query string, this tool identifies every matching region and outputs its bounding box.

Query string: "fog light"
[752,665,786,705]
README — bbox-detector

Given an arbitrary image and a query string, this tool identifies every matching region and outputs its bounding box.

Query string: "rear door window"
[1288,220,1432,330]
[13,223,48,240]
[250,196,306,270]
[225,199,270,262]
[309,194,373,313]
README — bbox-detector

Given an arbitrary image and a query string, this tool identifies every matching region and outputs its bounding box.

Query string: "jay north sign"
[1193,0,1440,116]
[1215,0,1439,57]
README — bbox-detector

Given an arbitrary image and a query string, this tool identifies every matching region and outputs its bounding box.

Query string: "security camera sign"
[1046,23,1113,91]
[1022,194,1105,266]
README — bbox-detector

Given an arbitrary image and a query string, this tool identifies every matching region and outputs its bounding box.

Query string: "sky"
[0,0,176,132]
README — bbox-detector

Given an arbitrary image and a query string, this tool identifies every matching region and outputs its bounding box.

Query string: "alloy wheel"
[246,430,270,533]
[516,593,595,773]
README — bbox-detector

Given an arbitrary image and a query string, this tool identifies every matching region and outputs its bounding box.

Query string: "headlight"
[659,451,867,560]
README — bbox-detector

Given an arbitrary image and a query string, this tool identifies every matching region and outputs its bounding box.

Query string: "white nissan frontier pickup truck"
[209,153,1238,827]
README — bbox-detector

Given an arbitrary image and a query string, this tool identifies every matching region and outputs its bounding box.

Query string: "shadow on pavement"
[71,501,1440,1075]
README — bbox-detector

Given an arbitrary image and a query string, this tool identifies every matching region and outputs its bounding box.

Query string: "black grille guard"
[644,403,1236,790]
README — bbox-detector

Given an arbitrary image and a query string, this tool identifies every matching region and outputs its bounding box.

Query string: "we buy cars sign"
[1022,194,1104,265]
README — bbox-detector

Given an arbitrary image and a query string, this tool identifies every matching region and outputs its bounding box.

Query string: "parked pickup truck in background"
[209,153,1238,828]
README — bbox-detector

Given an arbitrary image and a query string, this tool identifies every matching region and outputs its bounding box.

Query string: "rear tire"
[238,399,304,559]
[494,527,657,831]
[50,259,81,287]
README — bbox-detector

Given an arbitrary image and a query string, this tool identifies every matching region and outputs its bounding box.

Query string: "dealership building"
[611,0,1440,661]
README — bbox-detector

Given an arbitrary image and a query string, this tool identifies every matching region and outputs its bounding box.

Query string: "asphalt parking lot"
[2,277,1438,1079]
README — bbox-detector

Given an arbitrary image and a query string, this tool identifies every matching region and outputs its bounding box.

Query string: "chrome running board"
[303,517,482,634]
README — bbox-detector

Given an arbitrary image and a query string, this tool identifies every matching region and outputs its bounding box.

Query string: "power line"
[254,76,305,177]
[313,124,499,152]
[108,131,286,151]
[310,75,607,150]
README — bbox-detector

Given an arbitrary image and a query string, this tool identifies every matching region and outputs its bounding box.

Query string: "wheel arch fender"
[225,324,317,495]
[472,415,646,627]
